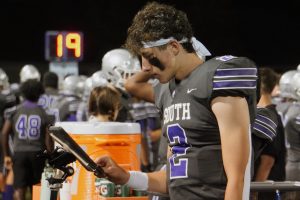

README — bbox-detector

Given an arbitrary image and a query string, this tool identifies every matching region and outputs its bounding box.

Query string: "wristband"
[125,171,148,190]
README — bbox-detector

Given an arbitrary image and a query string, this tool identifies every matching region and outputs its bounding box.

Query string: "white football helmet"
[82,71,109,100]
[0,68,9,89]
[291,71,300,100]
[101,48,141,89]
[62,75,81,95]
[20,64,41,83]
[83,77,93,98]
[91,70,109,88]
[279,70,297,99]
[76,75,88,98]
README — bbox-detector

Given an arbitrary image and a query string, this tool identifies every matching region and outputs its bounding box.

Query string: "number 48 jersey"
[8,101,53,152]
[154,56,257,200]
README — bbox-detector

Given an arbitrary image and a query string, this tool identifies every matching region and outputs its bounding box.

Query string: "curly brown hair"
[125,2,194,56]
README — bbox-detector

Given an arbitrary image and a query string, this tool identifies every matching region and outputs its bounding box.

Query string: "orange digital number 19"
[56,33,81,58]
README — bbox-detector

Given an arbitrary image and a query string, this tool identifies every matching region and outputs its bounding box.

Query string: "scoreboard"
[45,31,83,62]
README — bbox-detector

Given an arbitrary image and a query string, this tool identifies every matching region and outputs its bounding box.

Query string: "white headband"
[142,37,211,58]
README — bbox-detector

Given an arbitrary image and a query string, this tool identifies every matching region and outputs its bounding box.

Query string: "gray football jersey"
[154,56,257,200]
[38,88,61,122]
[10,101,52,152]
[276,101,296,126]
[56,94,81,121]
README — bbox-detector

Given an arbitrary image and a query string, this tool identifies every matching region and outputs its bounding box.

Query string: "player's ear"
[168,40,180,56]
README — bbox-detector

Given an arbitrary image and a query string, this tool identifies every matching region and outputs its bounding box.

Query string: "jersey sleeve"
[153,81,164,113]
[211,56,258,99]
[260,142,276,158]
[252,107,278,141]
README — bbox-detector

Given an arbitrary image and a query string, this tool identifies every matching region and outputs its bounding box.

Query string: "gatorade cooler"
[55,122,141,200]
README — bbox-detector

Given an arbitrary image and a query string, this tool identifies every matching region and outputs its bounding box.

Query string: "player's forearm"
[46,139,54,152]
[124,71,151,93]
[225,178,245,200]
[147,170,167,194]
[1,120,11,156]
[45,130,54,152]
[124,71,155,102]
[224,136,249,200]
[255,155,275,181]
[125,170,167,194]
[2,134,9,157]
[224,127,250,200]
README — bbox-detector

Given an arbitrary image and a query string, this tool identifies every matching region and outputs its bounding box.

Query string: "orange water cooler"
[54,121,145,200]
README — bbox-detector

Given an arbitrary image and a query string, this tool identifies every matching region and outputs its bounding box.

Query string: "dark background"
[0,0,299,83]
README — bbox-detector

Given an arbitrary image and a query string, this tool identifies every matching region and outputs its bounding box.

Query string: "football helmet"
[291,71,300,100]
[76,75,88,97]
[82,71,109,100]
[62,75,81,95]
[20,64,41,83]
[0,68,9,89]
[83,77,93,98]
[279,70,297,99]
[101,48,140,89]
[91,70,108,88]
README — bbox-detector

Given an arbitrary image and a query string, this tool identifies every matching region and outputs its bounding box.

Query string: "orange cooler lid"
[54,122,141,135]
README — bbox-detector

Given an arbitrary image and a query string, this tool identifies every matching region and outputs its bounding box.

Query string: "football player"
[285,70,300,175]
[101,48,141,122]
[55,75,82,121]
[2,79,54,200]
[0,68,17,199]
[38,71,60,122]
[0,68,15,129]
[95,2,257,200]
[102,48,163,172]
[15,64,41,104]
[252,67,286,200]
[276,70,298,126]
[19,64,41,83]
[285,70,300,199]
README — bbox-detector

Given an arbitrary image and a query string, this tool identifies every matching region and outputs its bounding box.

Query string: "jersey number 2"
[167,123,190,179]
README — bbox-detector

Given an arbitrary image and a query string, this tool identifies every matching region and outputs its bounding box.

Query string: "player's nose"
[141,58,152,72]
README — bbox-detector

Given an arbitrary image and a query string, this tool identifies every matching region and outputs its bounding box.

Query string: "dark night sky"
[0,0,299,79]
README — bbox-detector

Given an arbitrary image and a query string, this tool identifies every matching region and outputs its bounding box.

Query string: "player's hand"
[4,156,12,170]
[95,155,130,185]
